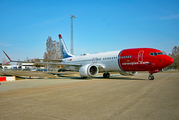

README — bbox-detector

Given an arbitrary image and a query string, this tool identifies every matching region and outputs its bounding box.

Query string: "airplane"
[3,34,174,80]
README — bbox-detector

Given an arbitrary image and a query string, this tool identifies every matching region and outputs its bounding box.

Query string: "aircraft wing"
[38,59,62,62]
[9,60,36,63]
[34,62,105,69]
[35,62,82,66]
[2,51,105,69]
[2,50,81,66]
[6,59,62,64]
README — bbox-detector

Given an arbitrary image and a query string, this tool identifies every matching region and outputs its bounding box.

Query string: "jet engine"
[79,64,98,77]
[119,71,138,76]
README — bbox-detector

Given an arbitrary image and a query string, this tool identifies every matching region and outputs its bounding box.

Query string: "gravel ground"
[0,72,179,120]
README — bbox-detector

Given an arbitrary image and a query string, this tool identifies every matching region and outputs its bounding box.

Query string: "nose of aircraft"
[170,57,174,64]
[158,55,174,69]
[165,55,174,66]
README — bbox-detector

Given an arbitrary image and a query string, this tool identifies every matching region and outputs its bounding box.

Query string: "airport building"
[2,63,37,71]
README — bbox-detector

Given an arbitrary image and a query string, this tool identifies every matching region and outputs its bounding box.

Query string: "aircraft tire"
[103,73,110,78]
[81,76,88,79]
[148,75,154,80]
[103,73,107,78]
[106,73,110,78]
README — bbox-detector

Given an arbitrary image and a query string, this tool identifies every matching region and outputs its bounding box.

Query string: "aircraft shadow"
[93,77,146,80]
[67,76,146,80]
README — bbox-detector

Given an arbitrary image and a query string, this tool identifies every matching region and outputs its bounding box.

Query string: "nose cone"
[164,55,174,66]
[169,57,174,64]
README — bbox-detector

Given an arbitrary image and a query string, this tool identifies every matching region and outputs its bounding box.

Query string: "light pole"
[71,15,76,55]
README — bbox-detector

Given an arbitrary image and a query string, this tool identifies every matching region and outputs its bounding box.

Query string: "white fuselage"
[61,50,122,72]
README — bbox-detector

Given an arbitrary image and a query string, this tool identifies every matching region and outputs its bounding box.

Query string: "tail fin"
[59,34,74,58]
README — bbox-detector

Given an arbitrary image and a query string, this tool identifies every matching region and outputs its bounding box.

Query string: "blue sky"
[0,0,179,63]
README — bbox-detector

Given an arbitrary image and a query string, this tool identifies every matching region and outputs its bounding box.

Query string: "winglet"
[2,62,10,66]
[2,50,11,61]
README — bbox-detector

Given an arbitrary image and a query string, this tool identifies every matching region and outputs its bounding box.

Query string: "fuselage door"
[138,51,144,63]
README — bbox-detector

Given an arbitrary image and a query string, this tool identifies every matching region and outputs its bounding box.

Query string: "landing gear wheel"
[103,72,110,78]
[81,76,88,79]
[148,75,154,80]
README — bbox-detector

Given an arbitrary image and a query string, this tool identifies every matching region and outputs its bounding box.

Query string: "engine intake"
[79,64,98,77]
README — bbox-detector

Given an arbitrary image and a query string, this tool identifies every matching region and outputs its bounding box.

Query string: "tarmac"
[0,72,179,120]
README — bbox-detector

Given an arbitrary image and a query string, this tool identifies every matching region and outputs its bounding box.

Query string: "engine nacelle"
[79,64,98,77]
[119,71,138,76]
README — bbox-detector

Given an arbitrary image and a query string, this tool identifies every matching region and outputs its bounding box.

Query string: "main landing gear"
[103,72,110,78]
[81,75,88,79]
[148,73,154,80]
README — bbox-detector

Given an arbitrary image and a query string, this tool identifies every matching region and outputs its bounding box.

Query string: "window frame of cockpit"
[150,52,164,56]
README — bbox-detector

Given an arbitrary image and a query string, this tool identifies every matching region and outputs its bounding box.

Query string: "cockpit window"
[154,52,157,56]
[150,53,154,56]
[158,52,164,55]
[150,52,164,56]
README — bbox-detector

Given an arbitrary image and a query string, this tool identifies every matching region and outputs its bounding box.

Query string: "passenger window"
[154,53,157,56]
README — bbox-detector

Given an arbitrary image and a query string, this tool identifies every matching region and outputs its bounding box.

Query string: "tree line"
[43,36,62,60]
[168,46,179,69]
[43,36,62,70]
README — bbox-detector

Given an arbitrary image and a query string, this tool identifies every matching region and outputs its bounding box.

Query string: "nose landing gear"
[148,69,160,80]
[148,73,154,80]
